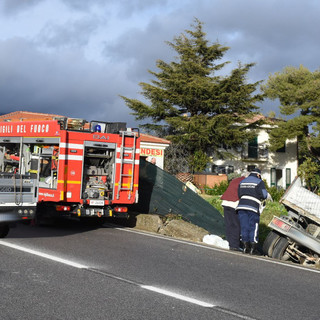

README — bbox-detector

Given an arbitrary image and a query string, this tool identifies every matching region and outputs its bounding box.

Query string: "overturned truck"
[263,177,320,267]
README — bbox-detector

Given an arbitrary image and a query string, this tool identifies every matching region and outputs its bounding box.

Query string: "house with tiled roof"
[211,115,298,189]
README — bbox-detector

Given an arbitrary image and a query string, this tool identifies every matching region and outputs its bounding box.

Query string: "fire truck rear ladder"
[116,131,137,200]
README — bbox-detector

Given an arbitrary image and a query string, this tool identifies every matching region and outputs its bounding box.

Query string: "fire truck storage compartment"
[0,137,41,221]
[82,141,116,202]
[0,137,60,189]
[0,139,21,173]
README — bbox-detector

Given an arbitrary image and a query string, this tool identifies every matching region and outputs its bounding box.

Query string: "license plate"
[89,200,104,206]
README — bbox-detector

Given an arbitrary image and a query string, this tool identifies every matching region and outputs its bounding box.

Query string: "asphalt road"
[0,220,319,320]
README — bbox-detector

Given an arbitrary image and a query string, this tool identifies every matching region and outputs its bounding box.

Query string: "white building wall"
[266,137,298,189]
[212,127,298,189]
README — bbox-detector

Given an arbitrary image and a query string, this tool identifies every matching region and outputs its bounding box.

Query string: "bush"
[266,186,285,202]
[209,195,224,215]
[190,150,210,173]
[204,180,229,196]
[298,157,320,191]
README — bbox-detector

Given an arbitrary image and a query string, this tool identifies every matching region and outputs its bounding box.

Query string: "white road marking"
[0,239,215,309]
[141,285,215,308]
[215,307,258,320]
[0,240,88,269]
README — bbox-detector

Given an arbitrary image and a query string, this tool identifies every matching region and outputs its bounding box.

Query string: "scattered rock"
[160,219,209,242]
[134,214,163,233]
[131,213,209,242]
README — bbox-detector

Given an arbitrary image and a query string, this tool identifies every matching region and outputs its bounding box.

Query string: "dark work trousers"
[223,206,241,249]
[238,210,260,243]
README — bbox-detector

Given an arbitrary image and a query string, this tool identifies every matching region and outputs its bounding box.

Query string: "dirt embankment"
[126,213,209,242]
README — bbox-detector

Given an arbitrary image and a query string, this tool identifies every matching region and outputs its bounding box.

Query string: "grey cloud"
[2,0,320,125]
[60,0,168,14]
[114,0,169,18]
[199,1,320,75]
[37,17,101,49]
[0,0,42,14]
[0,0,105,14]
[0,38,136,125]
[103,15,193,83]
[102,0,320,118]
[60,0,106,11]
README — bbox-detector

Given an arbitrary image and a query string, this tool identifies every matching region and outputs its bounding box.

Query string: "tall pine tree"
[121,19,263,169]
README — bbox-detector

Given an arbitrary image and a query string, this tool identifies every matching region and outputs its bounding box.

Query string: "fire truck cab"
[0,117,140,237]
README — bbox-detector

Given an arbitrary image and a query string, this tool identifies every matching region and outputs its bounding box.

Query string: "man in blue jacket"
[236,168,267,255]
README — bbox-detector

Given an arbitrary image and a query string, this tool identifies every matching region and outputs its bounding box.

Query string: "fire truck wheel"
[0,224,10,238]
[262,231,281,257]
[271,236,291,261]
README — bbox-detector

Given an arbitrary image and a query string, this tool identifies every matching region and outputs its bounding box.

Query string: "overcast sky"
[0,0,319,127]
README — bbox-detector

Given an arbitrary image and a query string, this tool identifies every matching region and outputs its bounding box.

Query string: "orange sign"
[140,148,163,157]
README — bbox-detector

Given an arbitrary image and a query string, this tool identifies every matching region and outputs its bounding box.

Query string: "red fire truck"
[0,117,140,237]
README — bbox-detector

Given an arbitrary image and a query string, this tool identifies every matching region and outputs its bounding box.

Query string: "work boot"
[243,242,251,254]
[250,242,261,256]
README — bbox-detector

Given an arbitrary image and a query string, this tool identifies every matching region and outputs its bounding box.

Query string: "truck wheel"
[272,237,291,261]
[262,231,281,257]
[0,224,10,238]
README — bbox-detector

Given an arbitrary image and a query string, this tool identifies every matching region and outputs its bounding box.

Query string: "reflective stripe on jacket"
[236,174,267,214]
